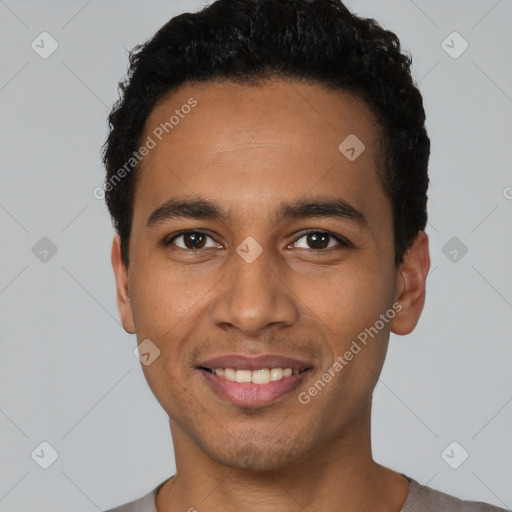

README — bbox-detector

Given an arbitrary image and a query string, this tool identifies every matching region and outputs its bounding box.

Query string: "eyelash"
[163,230,353,252]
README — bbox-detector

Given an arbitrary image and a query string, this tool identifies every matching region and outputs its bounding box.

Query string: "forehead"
[133,79,390,231]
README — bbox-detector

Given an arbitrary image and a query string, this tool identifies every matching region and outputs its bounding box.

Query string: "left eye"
[292,231,348,250]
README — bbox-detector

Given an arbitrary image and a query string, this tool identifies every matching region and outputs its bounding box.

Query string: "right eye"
[166,230,221,250]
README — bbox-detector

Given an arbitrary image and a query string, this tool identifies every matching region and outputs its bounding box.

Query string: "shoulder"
[103,477,172,512]
[103,490,156,512]
[402,476,510,512]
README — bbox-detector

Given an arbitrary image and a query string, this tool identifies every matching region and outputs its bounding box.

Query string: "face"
[112,79,429,472]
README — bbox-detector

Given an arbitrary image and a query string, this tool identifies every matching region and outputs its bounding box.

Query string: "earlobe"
[111,235,136,334]
[390,231,430,336]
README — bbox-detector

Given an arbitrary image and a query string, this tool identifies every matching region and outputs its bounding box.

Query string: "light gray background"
[0,1,511,510]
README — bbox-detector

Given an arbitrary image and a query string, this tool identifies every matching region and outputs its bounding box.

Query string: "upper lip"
[197,354,314,372]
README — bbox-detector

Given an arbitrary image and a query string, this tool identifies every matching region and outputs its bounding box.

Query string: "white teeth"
[235,369,252,383]
[224,368,236,381]
[270,368,283,381]
[252,368,270,384]
[212,367,299,384]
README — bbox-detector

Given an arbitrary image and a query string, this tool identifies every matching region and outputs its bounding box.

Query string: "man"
[101,0,508,510]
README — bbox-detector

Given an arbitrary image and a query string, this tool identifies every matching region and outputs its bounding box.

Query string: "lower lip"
[199,368,311,407]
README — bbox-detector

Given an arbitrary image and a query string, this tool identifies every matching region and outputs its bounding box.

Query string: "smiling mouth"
[198,365,313,406]
[199,366,312,385]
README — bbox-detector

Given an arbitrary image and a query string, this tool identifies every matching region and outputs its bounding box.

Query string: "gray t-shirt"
[104,474,509,512]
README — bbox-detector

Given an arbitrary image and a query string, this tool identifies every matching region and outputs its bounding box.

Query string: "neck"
[156,402,409,512]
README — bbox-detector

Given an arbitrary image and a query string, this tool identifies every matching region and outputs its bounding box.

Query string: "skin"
[111,79,430,512]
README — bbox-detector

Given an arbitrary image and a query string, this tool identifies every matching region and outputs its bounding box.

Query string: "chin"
[201,435,311,473]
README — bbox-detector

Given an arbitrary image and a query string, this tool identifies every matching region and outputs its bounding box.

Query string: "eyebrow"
[146,197,368,228]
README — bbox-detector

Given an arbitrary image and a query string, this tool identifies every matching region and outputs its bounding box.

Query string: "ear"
[111,234,136,334]
[390,231,430,335]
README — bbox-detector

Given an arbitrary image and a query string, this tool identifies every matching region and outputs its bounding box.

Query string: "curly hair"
[101,0,430,268]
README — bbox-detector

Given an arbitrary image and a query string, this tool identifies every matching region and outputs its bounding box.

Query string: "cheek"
[130,263,206,336]
[139,358,194,425]
[307,272,392,411]
[129,263,215,384]
[304,263,393,343]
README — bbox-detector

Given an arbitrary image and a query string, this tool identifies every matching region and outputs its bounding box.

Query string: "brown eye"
[293,231,350,250]
[167,231,218,250]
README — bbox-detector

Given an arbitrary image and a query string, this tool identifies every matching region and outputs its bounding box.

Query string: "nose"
[209,247,298,336]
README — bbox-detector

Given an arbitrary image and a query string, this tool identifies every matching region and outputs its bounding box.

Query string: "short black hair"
[102,0,430,268]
